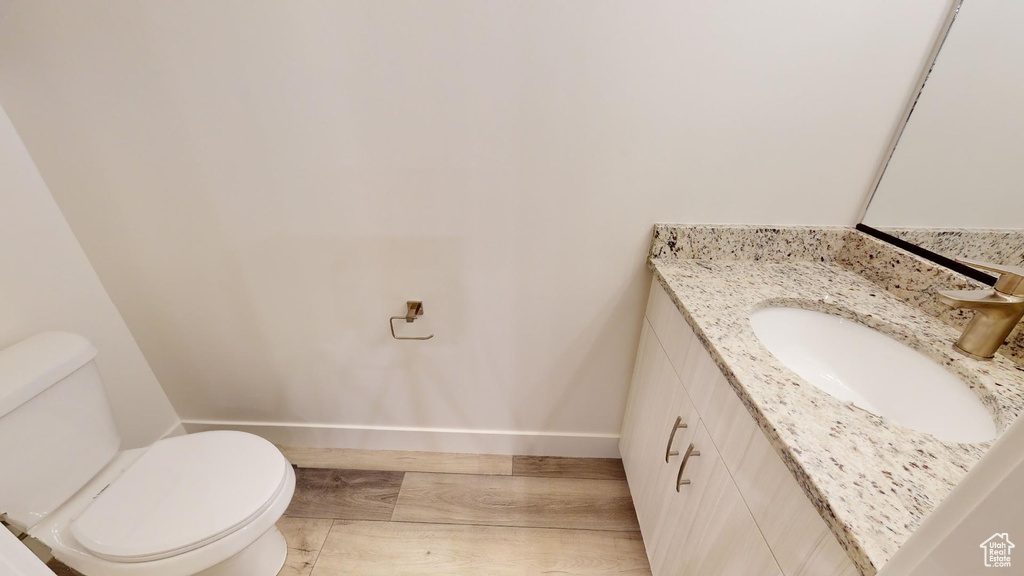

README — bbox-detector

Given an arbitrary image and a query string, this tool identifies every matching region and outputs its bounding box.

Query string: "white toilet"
[0,332,296,576]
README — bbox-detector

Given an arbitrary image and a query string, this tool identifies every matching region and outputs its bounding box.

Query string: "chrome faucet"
[937,259,1024,359]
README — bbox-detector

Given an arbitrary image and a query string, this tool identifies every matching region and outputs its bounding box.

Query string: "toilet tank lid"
[0,332,98,418]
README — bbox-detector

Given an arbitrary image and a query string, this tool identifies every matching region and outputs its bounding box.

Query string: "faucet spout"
[936,259,1024,360]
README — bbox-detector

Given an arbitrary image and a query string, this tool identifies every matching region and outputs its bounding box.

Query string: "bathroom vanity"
[620,225,1024,576]
[622,279,855,576]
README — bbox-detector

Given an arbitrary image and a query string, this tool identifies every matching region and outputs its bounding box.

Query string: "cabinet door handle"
[664,416,687,462]
[675,443,700,491]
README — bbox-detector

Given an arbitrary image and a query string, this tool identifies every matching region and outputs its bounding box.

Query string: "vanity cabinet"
[621,279,858,576]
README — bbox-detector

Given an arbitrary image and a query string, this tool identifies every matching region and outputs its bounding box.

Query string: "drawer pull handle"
[676,443,700,491]
[665,416,687,462]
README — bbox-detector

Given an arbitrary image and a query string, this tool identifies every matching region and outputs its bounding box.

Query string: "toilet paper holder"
[390,301,434,340]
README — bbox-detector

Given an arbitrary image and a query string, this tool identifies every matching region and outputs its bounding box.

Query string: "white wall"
[0,1,951,455]
[865,0,1024,228]
[0,106,181,448]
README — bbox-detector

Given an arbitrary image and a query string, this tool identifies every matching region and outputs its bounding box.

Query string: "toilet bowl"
[0,333,295,576]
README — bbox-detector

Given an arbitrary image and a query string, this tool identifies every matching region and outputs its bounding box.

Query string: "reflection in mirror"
[861,0,1023,268]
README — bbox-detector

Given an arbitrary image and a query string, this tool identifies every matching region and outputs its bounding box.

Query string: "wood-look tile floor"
[46,450,650,576]
[277,449,651,576]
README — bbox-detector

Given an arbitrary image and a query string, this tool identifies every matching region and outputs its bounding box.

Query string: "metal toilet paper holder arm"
[390,300,434,340]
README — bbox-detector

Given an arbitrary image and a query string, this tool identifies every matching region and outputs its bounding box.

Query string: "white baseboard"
[181,420,621,458]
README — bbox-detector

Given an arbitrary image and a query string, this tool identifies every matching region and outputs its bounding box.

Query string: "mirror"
[861,0,1024,272]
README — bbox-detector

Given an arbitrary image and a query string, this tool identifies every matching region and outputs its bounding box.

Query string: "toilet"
[0,332,295,576]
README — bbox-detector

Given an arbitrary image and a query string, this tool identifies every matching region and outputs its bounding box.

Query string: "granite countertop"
[648,226,1024,576]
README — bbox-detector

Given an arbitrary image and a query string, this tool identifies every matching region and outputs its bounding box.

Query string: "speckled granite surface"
[652,224,1024,368]
[649,225,1024,576]
[877,227,1024,268]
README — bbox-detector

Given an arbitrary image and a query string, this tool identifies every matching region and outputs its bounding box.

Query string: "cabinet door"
[647,411,708,576]
[652,422,718,575]
[620,319,654,476]
[669,424,783,576]
[620,320,697,546]
[641,381,699,563]
[621,320,666,534]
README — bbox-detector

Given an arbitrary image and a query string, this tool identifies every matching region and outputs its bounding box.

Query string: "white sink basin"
[749,307,996,443]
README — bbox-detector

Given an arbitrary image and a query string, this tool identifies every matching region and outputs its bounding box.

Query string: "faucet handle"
[956,258,1024,296]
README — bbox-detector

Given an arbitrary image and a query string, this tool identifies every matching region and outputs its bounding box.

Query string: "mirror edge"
[856,0,965,223]
[855,0,997,286]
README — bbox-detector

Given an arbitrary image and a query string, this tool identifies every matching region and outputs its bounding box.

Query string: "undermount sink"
[749,307,997,443]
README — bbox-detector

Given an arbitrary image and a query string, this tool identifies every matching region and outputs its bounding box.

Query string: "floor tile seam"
[327,517,644,535]
[400,469,631,482]
[383,517,642,533]
[306,518,336,576]
[389,471,407,522]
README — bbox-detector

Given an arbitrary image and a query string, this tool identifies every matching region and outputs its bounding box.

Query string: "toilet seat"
[70,431,289,563]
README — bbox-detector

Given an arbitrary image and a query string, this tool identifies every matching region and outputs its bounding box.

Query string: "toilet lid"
[71,431,289,563]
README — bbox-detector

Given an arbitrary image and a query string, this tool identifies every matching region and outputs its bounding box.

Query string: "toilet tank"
[0,332,121,530]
